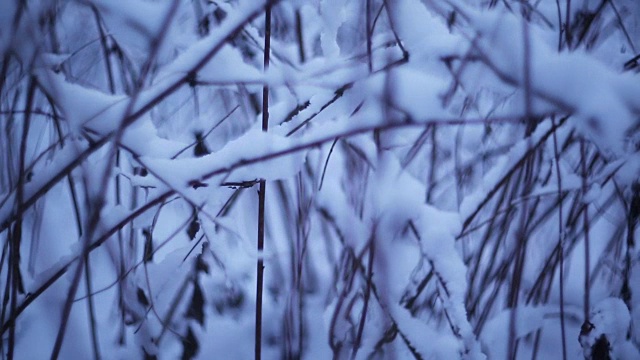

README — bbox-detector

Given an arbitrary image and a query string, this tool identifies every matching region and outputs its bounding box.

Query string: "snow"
[319,0,344,58]
[0,140,87,233]
[90,0,170,43]
[3,0,640,359]
[158,44,263,85]
[391,303,461,358]
[459,3,640,154]
[388,67,451,121]
[480,305,550,359]
[579,298,637,359]
[35,70,129,135]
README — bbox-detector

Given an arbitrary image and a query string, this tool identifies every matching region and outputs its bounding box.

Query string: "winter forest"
[1,0,639,359]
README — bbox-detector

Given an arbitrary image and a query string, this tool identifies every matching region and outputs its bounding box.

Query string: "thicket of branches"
[1,0,639,359]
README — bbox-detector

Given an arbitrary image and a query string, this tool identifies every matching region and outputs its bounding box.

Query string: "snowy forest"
[1,0,639,359]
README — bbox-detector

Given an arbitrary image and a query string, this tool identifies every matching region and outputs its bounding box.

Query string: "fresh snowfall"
[1,0,639,359]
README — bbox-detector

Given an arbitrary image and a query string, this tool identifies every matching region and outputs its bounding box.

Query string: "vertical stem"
[365,0,373,72]
[352,237,375,360]
[65,156,102,360]
[255,181,266,360]
[1,241,12,357]
[565,0,572,48]
[554,0,563,51]
[580,140,590,322]
[8,78,35,360]
[427,125,436,203]
[91,4,126,351]
[255,4,271,360]
[84,258,101,360]
[262,9,271,134]
[551,117,567,360]
[295,174,306,357]
[294,9,305,64]
[508,16,531,359]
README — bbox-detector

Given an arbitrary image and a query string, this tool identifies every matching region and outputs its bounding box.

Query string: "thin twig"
[580,139,591,322]
[255,4,271,360]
